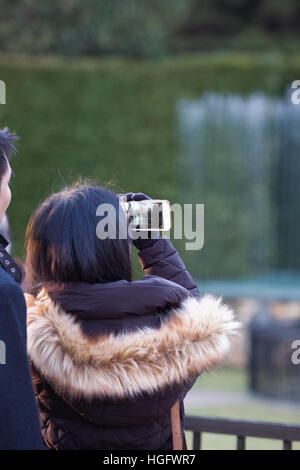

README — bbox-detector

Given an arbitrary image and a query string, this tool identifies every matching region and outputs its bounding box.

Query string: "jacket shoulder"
[0,268,26,315]
[0,266,14,283]
[0,267,23,293]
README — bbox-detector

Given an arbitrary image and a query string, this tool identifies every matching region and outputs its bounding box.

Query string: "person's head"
[24,180,132,294]
[0,127,18,224]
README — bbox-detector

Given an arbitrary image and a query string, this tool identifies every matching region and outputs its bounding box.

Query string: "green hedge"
[0,53,298,278]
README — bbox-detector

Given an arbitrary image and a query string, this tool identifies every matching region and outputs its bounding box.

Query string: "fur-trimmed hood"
[25,285,239,402]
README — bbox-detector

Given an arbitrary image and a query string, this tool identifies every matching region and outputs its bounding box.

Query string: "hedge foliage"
[0,53,298,278]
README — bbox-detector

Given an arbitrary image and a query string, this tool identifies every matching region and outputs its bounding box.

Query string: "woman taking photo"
[24,180,238,450]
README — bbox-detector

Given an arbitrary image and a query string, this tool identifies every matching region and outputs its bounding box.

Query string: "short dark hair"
[0,127,18,183]
[24,180,132,294]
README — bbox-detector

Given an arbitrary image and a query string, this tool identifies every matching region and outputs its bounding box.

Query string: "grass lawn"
[193,367,248,392]
[185,367,300,450]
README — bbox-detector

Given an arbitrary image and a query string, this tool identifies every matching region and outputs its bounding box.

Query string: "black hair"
[24,180,132,294]
[0,127,18,183]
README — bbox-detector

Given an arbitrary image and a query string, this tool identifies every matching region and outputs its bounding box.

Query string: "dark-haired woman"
[24,182,238,450]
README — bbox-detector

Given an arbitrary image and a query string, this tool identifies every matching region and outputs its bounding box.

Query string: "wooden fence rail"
[184,415,300,450]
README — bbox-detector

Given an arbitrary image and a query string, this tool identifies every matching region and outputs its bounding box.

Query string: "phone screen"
[121,200,170,231]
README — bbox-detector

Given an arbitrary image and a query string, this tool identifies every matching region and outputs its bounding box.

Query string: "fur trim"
[25,289,239,400]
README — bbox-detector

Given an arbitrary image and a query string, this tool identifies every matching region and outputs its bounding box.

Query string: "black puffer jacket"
[25,239,237,450]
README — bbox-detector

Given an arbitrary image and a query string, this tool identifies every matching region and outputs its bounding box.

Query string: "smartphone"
[120,199,171,231]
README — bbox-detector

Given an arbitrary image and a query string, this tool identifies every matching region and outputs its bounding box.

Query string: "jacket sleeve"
[138,240,203,423]
[0,279,43,450]
[137,238,201,298]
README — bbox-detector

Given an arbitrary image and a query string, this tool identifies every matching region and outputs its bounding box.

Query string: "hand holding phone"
[116,192,171,249]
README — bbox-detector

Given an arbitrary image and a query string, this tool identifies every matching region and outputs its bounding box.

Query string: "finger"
[116,192,134,202]
[132,193,151,201]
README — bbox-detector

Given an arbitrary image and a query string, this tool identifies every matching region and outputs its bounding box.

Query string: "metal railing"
[184,415,300,450]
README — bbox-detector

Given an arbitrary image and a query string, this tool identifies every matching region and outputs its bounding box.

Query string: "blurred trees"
[0,0,300,57]
[0,0,192,57]
[176,0,300,52]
